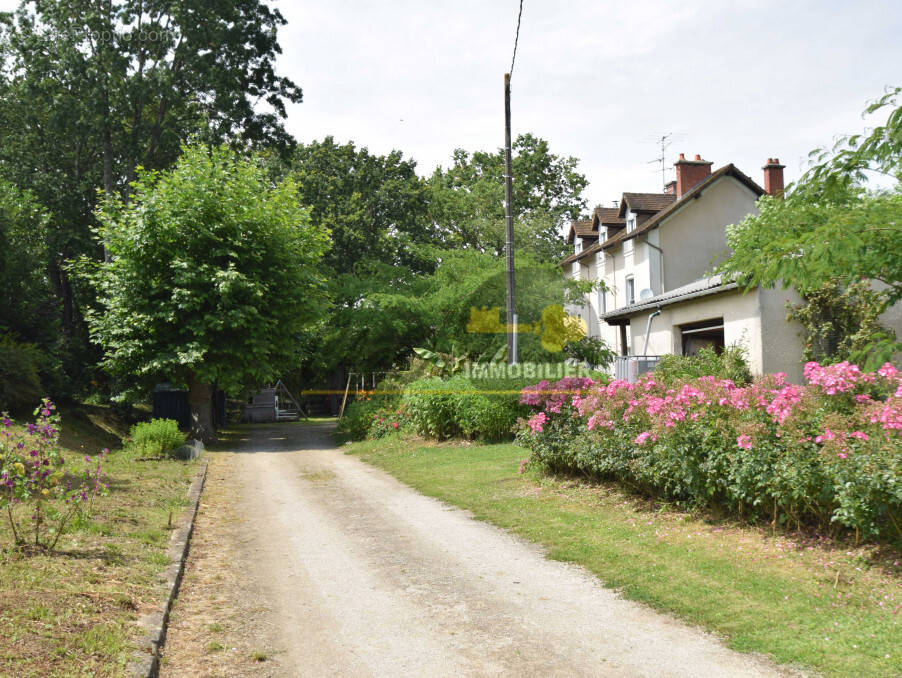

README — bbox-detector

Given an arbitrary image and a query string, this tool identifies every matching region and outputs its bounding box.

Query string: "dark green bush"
[339,372,535,442]
[128,418,185,457]
[654,345,752,387]
[0,335,43,414]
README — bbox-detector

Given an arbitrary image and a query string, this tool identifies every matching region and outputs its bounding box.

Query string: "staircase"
[242,380,306,423]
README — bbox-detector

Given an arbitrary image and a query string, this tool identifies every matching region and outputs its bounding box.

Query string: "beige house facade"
[562,155,811,382]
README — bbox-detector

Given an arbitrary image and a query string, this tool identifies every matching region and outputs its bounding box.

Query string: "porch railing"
[614,355,661,383]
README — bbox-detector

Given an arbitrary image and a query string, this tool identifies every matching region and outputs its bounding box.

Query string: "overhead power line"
[510,0,524,78]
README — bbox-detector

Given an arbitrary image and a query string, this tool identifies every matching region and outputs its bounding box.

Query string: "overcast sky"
[1,0,898,208]
[275,0,901,207]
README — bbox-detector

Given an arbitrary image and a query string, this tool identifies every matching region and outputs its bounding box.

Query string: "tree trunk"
[187,371,216,442]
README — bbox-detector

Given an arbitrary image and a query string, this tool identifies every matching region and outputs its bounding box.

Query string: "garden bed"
[0,404,198,677]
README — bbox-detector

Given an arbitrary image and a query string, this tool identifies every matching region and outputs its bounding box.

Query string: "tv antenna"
[644,133,685,190]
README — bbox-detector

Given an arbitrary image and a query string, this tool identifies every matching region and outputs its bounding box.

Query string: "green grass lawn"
[347,434,902,678]
[0,404,199,677]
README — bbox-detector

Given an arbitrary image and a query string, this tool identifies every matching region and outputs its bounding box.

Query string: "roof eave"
[602,281,740,323]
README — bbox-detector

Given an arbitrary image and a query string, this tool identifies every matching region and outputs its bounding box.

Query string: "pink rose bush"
[517,363,902,542]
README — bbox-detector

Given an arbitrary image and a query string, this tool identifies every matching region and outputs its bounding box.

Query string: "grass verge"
[347,434,901,678]
[0,404,198,677]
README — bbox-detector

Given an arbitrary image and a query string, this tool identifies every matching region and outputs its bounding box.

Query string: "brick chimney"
[674,153,713,198]
[664,180,676,195]
[762,158,785,198]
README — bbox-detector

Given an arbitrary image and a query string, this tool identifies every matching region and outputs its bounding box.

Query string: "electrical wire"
[509,0,524,77]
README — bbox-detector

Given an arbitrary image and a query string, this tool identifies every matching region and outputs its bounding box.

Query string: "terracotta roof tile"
[619,192,677,216]
[566,219,596,244]
[592,206,624,225]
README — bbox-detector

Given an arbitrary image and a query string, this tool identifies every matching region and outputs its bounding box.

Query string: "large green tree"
[318,248,588,374]
[428,133,587,258]
[79,145,329,439]
[281,134,589,382]
[0,0,302,386]
[0,178,54,343]
[717,87,902,366]
[274,138,434,383]
[285,137,432,275]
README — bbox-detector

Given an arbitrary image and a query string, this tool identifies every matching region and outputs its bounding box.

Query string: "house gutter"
[641,309,661,356]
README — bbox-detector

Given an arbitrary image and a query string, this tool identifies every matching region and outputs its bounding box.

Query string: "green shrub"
[336,373,411,441]
[128,419,185,457]
[339,372,533,442]
[403,375,531,441]
[403,376,468,439]
[654,345,752,387]
[0,335,43,414]
[337,398,385,440]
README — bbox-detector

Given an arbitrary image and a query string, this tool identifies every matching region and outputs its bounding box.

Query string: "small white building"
[562,155,814,382]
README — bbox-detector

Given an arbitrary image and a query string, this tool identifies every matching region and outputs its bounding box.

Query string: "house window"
[625,276,635,305]
[627,216,636,233]
[598,287,606,315]
[680,319,725,356]
[575,239,582,254]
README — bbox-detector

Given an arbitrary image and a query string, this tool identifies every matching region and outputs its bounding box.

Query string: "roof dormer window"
[627,216,636,233]
[575,239,582,254]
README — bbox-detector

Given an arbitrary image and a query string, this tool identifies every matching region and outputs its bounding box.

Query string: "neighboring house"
[562,154,811,382]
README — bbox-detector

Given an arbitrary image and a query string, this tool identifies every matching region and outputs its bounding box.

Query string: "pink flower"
[878,363,899,380]
[634,431,657,445]
[527,412,547,433]
[736,434,753,450]
[837,453,848,459]
[815,428,837,444]
[587,413,613,431]
[848,430,868,441]
[392,421,399,429]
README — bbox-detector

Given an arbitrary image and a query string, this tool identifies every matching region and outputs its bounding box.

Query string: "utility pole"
[504,72,516,364]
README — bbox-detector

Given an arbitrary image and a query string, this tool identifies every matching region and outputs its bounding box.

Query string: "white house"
[562,154,812,381]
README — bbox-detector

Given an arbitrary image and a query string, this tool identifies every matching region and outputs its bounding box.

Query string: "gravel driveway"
[162,423,793,677]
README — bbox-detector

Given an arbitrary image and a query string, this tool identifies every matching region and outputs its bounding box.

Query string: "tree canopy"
[281,133,590,381]
[0,0,302,388]
[0,179,54,343]
[285,137,432,275]
[428,133,587,259]
[79,144,330,437]
[716,86,902,365]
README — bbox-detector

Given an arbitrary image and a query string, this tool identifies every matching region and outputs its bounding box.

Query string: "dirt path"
[161,424,793,677]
